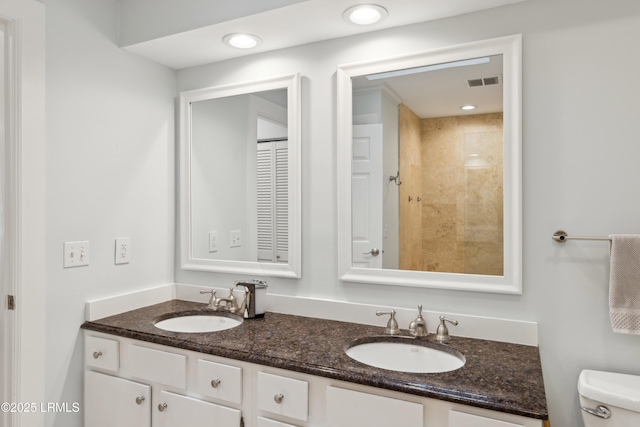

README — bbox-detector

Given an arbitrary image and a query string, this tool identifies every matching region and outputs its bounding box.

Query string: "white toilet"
[578,369,640,426]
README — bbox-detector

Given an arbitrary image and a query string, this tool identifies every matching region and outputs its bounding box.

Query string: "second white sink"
[346,340,465,373]
[154,314,243,333]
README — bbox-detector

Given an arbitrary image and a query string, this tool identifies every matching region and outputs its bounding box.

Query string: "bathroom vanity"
[81,299,548,427]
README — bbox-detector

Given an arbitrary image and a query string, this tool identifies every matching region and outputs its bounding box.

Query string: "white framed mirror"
[337,35,521,293]
[180,74,301,278]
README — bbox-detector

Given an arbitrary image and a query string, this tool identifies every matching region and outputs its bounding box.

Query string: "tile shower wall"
[400,108,503,275]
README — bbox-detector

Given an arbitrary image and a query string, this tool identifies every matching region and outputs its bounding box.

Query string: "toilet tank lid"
[578,370,640,413]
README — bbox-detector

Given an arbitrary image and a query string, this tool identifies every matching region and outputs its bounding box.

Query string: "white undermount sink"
[154,313,243,333]
[345,339,465,373]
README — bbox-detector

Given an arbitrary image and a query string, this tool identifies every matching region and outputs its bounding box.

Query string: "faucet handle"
[436,315,458,342]
[200,289,216,307]
[376,310,401,335]
[226,287,240,313]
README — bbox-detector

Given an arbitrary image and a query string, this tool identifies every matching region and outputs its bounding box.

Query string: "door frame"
[0,1,45,426]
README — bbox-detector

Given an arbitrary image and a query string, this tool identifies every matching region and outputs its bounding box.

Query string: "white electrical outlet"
[63,241,90,268]
[209,231,218,252]
[115,237,131,264]
[230,230,242,248]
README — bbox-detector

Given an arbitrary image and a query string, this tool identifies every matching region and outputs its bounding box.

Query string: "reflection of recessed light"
[469,154,479,157]
[223,33,262,49]
[461,105,476,110]
[343,4,388,25]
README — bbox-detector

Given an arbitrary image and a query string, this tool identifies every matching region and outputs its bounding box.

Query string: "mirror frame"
[337,35,522,294]
[180,73,301,278]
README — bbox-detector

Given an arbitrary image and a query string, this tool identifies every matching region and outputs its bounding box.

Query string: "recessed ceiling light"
[461,105,477,111]
[223,33,262,49]
[343,4,388,25]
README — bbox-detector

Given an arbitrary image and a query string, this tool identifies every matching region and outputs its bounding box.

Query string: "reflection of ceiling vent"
[467,76,501,87]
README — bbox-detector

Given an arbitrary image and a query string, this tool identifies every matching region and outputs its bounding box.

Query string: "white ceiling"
[121,0,527,70]
[354,55,504,118]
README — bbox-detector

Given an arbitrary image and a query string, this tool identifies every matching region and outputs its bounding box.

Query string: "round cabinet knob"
[158,403,167,412]
[92,351,102,359]
[211,379,221,388]
[135,396,145,405]
[274,394,284,404]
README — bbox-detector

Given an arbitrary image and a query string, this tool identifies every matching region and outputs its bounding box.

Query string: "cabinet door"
[85,370,150,427]
[156,390,241,427]
[257,372,308,422]
[257,417,300,427]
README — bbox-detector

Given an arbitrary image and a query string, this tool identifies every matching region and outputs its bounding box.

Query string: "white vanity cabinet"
[84,331,545,427]
[84,332,243,427]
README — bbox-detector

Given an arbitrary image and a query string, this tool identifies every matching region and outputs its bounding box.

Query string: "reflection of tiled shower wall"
[400,106,503,275]
[399,104,423,270]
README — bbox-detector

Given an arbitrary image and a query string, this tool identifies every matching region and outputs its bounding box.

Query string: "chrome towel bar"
[552,230,611,243]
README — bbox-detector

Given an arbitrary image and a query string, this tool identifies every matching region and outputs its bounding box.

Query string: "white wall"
[176,1,640,426]
[191,96,250,261]
[41,0,176,426]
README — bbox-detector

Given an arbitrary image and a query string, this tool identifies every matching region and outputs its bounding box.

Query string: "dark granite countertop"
[81,299,548,420]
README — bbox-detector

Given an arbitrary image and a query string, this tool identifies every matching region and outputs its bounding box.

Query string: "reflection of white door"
[352,124,383,268]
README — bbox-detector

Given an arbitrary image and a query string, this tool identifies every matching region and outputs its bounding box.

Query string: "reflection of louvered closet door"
[257,140,288,263]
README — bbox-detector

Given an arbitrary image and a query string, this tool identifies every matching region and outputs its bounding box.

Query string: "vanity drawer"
[127,344,187,389]
[257,372,308,421]
[196,359,242,404]
[85,335,119,372]
[449,410,524,427]
[326,386,423,427]
[157,390,241,426]
[257,416,300,427]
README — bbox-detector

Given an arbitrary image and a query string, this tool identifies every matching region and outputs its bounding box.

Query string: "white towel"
[609,234,640,334]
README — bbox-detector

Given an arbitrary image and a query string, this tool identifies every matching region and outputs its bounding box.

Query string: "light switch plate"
[209,231,218,252]
[63,241,90,268]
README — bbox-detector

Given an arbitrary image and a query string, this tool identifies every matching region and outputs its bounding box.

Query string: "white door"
[156,390,241,427]
[85,370,151,427]
[352,124,384,268]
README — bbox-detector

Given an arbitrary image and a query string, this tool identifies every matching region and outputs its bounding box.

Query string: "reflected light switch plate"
[209,231,218,252]
[230,230,241,248]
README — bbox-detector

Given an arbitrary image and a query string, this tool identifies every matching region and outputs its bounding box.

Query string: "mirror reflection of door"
[351,124,383,268]
[352,55,504,275]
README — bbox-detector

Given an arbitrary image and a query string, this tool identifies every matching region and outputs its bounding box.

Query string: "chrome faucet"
[201,281,267,317]
[215,287,240,313]
[408,305,428,338]
[200,288,240,313]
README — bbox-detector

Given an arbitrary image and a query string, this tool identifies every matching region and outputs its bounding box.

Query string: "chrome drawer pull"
[92,351,102,359]
[158,403,167,412]
[211,379,221,388]
[135,396,145,405]
[274,394,284,404]
[581,405,611,419]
